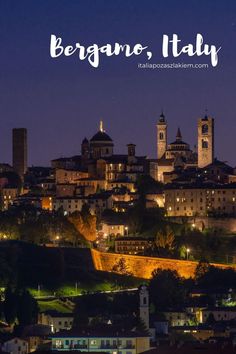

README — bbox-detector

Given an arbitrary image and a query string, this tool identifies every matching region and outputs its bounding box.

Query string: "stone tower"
[12,128,27,181]
[198,115,214,168]
[81,137,90,159]
[157,112,167,159]
[139,285,149,330]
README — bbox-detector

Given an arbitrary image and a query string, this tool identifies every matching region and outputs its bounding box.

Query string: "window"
[91,340,97,345]
[202,139,208,149]
[202,124,208,134]
[159,132,164,140]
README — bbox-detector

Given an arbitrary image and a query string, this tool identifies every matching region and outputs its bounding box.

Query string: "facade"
[156,115,197,182]
[156,113,216,182]
[12,128,27,180]
[55,169,88,184]
[165,183,236,217]
[114,237,152,255]
[52,121,148,187]
[1,337,29,354]
[201,307,236,323]
[139,285,149,330]
[51,328,150,354]
[39,312,74,333]
[53,193,113,215]
[100,222,125,237]
[163,311,194,327]
[197,116,214,168]
[156,112,167,159]
[1,187,18,210]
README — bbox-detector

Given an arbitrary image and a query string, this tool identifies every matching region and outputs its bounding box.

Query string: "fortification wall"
[91,249,236,279]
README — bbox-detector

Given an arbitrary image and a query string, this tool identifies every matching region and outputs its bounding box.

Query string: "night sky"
[1,0,236,166]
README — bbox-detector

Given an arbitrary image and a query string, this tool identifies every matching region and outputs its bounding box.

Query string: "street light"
[125,226,128,235]
[186,248,190,260]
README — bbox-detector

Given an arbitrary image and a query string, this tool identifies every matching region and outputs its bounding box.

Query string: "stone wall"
[194,217,236,232]
[91,249,236,279]
[170,216,236,233]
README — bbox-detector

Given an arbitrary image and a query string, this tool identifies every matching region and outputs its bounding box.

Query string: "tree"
[155,226,175,252]
[73,301,89,328]
[17,289,39,326]
[3,286,18,325]
[196,266,236,289]
[149,269,186,310]
[127,202,145,235]
[112,258,133,276]
[195,259,210,281]
[68,206,96,242]
[206,313,215,325]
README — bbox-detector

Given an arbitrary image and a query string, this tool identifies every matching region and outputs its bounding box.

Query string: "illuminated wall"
[91,249,236,279]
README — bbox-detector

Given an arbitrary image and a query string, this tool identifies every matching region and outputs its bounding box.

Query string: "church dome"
[90,121,113,143]
[90,131,113,142]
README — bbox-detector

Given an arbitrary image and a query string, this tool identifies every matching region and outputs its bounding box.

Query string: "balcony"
[71,344,88,349]
[123,345,135,349]
[52,344,88,350]
[99,344,135,350]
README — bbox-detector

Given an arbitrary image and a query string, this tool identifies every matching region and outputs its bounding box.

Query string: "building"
[162,310,194,327]
[156,113,197,182]
[144,342,236,354]
[114,237,152,255]
[164,183,236,217]
[1,187,18,210]
[170,325,214,341]
[12,128,27,180]
[55,169,88,184]
[53,193,113,216]
[39,311,74,333]
[201,307,236,323]
[156,112,217,182]
[139,285,149,330]
[1,337,29,354]
[198,115,214,168]
[100,221,126,237]
[156,112,167,159]
[52,121,149,186]
[51,327,150,354]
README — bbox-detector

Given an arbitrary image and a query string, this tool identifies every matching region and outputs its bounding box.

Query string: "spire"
[159,110,165,122]
[99,120,104,132]
[204,108,208,120]
[176,127,182,141]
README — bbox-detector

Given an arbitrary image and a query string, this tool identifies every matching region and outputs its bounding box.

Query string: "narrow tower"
[157,112,167,159]
[197,114,214,168]
[12,128,27,181]
[139,285,149,330]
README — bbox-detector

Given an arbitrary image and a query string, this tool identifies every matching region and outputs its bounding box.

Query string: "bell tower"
[157,112,167,159]
[139,285,149,330]
[198,114,214,168]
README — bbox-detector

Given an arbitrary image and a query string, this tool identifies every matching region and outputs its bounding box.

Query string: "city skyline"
[1,0,236,166]
[2,112,234,168]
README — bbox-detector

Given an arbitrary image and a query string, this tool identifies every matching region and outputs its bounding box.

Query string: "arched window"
[202,124,208,134]
[143,296,147,305]
[159,132,164,140]
[202,139,208,149]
